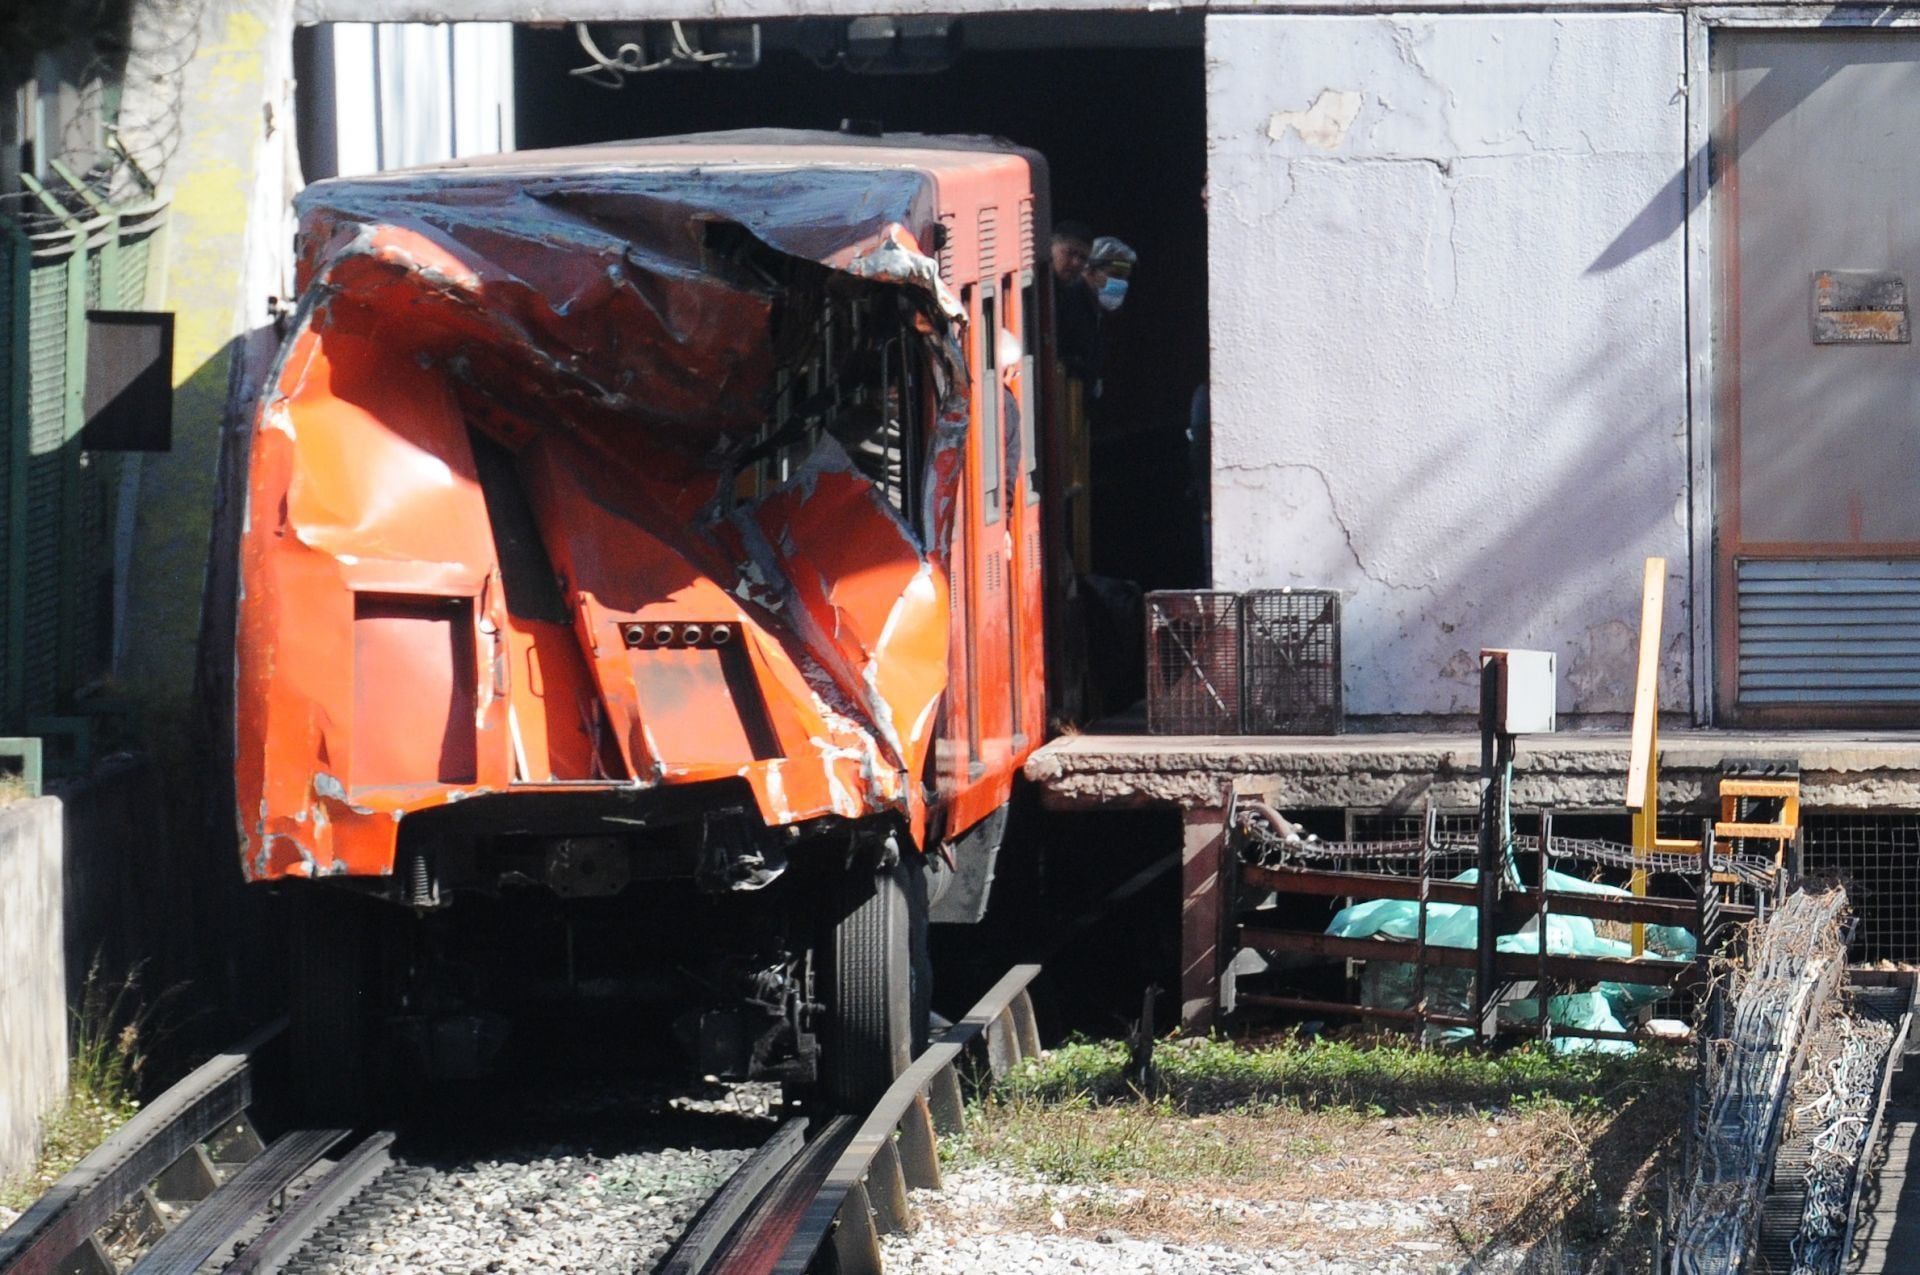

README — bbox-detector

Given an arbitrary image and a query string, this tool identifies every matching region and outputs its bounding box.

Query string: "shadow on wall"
[47,334,285,1077]
[1217,305,1691,720]
[1589,11,1911,275]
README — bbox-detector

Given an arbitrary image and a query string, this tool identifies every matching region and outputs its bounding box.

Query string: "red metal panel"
[351,595,477,787]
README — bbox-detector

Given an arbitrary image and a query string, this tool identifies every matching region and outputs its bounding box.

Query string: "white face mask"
[1096,276,1129,312]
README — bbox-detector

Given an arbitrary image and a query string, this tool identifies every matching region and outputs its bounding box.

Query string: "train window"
[734,284,926,532]
[1021,276,1039,504]
[980,290,1001,525]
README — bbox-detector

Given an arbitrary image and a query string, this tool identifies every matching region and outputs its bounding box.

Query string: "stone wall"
[0,797,66,1180]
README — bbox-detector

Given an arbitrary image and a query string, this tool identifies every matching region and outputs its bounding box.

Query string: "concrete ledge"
[0,796,67,1180]
[1026,730,1920,812]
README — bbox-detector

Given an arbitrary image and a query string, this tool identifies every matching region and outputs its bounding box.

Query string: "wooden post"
[1180,797,1230,1033]
[1624,557,1667,957]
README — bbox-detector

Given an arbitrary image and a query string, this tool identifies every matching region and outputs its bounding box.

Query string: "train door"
[1713,31,1920,723]
[973,264,1013,764]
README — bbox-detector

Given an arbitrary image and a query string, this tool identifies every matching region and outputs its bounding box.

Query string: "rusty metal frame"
[1233,812,1741,1046]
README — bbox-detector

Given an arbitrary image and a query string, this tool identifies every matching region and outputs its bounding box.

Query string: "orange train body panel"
[235,132,1050,882]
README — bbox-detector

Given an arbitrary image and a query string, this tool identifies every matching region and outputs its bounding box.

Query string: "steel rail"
[0,1016,403,1275]
[224,1130,397,1274]
[778,963,1042,1273]
[657,1119,812,1275]
[689,962,1044,1275]
[125,1126,349,1274]
[0,1018,284,1275]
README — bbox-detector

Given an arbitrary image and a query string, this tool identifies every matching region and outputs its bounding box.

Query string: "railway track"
[0,848,1169,1275]
[0,967,1043,1275]
[658,964,1043,1275]
[0,1020,394,1275]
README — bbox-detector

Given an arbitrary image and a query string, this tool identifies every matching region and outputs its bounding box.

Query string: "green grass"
[994,1032,1688,1116]
[946,1091,1273,1184]
[0,963,151,1214]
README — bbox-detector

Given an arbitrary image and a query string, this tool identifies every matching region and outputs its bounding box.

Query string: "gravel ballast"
[881,1166,1470,1274]
[274,1082,779,1274]
[283,1146,750,1274]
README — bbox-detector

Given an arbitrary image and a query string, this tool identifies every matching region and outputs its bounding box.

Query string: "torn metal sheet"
[235,132,1046,880]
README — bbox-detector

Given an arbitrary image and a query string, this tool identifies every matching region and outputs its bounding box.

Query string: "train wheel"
[287,889,381,1121]
[820,856,927,1110]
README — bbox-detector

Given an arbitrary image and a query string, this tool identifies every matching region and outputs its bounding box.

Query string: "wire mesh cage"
[1241,588,1342,734]
[1145,591,1242,734]
[1801,815,1920,965]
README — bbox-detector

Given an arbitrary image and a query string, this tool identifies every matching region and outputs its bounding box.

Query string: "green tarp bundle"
[1330,867,1695,1051]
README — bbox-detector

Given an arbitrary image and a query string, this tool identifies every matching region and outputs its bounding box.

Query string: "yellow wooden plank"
[1714,821,1796,840]
[1623,557,1666,811]
[1718,778,1800,799]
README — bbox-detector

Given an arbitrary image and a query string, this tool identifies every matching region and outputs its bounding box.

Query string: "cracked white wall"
[1207,13,1690,721]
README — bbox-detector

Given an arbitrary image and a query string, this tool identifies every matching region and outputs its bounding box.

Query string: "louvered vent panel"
[1019,199,1035,270]
[22,455,61,715]
[28,262,68,455]
[978,207,998,277]
[117,233,152,307]
[1737,559,1920,704]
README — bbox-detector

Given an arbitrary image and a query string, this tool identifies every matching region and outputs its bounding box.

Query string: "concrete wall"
[120,0,297,705]
[0,798,66,1181]
[1206,14,1691,722]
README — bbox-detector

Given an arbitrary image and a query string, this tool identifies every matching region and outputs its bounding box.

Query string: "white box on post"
[1481,648,1557,736]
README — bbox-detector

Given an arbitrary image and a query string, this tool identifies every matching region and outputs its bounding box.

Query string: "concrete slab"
[1027,729,1920,813]
[0,797,66,1180]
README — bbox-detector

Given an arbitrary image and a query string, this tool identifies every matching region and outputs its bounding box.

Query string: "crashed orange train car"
[234,130,1054,1109]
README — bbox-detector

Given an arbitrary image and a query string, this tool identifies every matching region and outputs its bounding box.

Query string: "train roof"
[325,128,1039,185]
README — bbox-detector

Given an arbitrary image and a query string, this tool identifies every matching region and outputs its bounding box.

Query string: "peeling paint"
[1266,90,1365,150]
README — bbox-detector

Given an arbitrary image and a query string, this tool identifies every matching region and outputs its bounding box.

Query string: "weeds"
[938,1030,1688,1264]
[996,1031,1688,1116]
[0,961,155,1214]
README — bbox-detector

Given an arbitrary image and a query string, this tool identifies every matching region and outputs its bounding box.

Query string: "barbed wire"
[1790,1013,1895,1274]
[1,0,202,231]
[1237,806,1779,887]
[1669,887,1851,1273]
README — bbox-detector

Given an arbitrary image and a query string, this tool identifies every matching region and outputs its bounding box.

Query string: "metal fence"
[1801,815,1920,964]
[0,173,167,749]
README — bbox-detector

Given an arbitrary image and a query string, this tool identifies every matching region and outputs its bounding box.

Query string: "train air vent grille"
[1019,199,1035,269]
[979,207,998,277]
[1736,558,1920,704]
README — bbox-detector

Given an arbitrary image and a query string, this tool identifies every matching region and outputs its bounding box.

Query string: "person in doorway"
[1087,235,1137,318]
[1050,220,1101,383]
